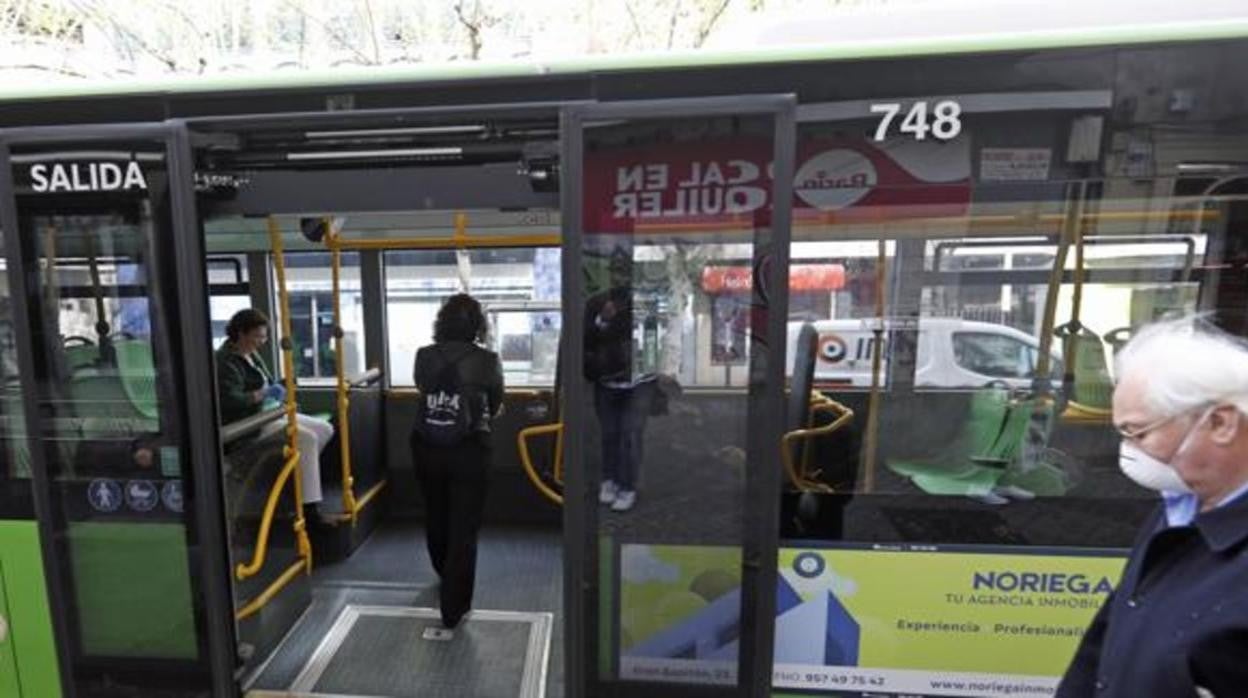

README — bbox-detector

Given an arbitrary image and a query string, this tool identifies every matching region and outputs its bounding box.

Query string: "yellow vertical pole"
[861,240,888,493]
[266,217,312,567]
[327,219,358,522]
[453,211,468,244]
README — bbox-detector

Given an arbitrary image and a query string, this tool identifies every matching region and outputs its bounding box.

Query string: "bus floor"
[244,521,563,698]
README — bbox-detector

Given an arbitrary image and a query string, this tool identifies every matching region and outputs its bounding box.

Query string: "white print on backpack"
[424,392,462,426]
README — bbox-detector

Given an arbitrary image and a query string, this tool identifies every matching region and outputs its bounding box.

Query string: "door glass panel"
[0,226,32,520]
[10,143,213,695]
[576,113,784,690]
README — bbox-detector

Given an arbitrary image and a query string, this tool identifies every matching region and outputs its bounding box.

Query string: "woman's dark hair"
[434,293,487,344]
[226,308,269,343]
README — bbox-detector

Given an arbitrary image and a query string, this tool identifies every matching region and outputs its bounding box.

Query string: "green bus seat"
[1065,329,1114,410]
[888,389,1016,496]
[64,341,99,372]
[115,339,160,420]
[887,389,1070,498]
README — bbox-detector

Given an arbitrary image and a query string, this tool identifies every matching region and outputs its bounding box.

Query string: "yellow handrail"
[517,422,564,505]
[861,240,887,493]
[325,219,360,523]
[335,233,559,251]
[235,452,304,580]
[782,395,855,493]
[235,558,309,621]
[1060,400,1113,424]
[234,218,314,589]
[262,219,312,574]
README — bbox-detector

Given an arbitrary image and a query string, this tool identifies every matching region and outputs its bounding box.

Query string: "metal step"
[249,605,551,698]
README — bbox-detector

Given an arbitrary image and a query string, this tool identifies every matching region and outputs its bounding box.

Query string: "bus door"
[0,124,236,697]
[560,96,797,698]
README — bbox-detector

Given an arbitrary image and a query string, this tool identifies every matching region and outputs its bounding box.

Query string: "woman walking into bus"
[411,293,505,636]
[216,308,334,505]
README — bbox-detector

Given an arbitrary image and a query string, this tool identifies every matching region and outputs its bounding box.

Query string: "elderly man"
[1058,319,1248,697]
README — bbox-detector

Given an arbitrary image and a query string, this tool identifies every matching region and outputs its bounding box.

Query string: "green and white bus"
[1,8,1247,698]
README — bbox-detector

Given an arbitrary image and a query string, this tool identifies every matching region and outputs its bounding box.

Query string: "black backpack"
[414,347,476,447]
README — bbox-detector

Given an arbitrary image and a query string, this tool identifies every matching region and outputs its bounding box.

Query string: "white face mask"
[1117,407,1210,494]
[1119,441,1193,494]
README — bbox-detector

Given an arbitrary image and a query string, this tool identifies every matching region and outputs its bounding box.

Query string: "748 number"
[870,100,962,142]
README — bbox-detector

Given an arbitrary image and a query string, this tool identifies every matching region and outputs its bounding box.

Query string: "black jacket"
[215,342,273,425]
[413,341,505,432]
[583,286,634,383]
[1057,494,1248,697]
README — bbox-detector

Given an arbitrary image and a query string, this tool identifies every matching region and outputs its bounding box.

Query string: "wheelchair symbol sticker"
[125,480,159,512]
[161,480,184,513]
[88,479,122,513]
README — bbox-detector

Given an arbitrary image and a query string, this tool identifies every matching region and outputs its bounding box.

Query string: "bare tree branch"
[362,0,381,64]
[453,0,491,61]
[68,0,179,71]
[666,1,682,50]
[623,1,646,45]
[695,0,733,48]
[277,0,374,65]
[0,63,87,78]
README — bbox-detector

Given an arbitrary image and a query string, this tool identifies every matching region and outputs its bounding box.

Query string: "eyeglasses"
[1114,413,1178,442]
[1115,404,1210,441]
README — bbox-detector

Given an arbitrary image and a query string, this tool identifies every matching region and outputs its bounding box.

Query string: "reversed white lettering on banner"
[613,159,768,219]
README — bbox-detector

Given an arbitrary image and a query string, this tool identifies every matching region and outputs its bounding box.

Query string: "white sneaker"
[971,491,1010,506]
[994,485,1036,501]
[611,490,637,512]
[600,480,619,504]
[422,627,454,641]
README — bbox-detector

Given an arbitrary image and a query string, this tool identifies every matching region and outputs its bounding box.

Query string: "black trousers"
[411,434,491,627]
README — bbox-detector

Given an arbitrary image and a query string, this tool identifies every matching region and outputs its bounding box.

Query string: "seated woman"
[215,309,332,505]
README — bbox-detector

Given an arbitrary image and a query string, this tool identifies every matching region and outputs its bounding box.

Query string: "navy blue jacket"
[1057,494,1248,697]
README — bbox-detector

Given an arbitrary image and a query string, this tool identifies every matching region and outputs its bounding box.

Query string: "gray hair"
[1115,317,1248,418]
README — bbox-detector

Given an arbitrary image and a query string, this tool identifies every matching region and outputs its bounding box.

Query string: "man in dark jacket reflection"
[1058,319,1248,698]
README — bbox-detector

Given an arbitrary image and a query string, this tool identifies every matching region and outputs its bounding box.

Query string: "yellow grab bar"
[325,220,360,523]
[336,233,559,251]
[262,217,312,571]
[782,396,855,493]
[235,557,309,621]
[1060,400,1113,424]
[327,480,389,523]
[861,239,888,493]
[518,422,564,505]
[235,452,307,580]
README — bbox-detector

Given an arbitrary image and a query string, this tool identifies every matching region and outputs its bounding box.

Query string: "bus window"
[385,247,561,387]
[207,254,250,349]
[952,331,1039,379]
[273,251,366,384]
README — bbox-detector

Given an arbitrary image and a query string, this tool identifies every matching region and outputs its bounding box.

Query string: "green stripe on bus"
[0,520,62,698]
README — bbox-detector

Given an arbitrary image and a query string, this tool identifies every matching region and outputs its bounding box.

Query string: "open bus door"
[560,95,796,698]
[0,124,236,697]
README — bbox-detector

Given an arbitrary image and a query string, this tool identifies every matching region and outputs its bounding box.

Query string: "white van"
[785,317,1062,391]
